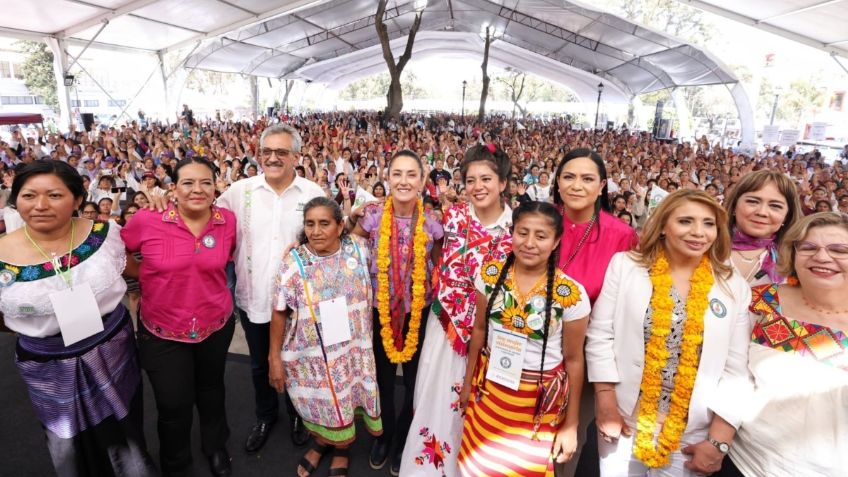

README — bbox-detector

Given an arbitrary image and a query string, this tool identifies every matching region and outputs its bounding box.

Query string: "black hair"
[118,204,139,226]
[297,196,349,245]
[387,149,424,176]
[372,182,386,196]
[551,148,611,213]
[483,201,563,383]
[460,144,511,182]
[10,159,85,210]
[172,156,216,182]
[80,201,98,212]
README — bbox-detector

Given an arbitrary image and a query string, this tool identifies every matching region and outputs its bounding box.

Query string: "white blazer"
[586,252,753,439]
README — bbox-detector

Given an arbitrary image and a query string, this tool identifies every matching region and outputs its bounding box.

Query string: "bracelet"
[595,388,615,394]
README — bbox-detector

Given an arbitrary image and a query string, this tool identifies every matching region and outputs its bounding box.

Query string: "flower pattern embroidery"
[449,382,463,413]
[414,427,451,476]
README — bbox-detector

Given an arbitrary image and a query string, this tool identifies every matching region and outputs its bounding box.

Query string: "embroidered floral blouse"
[0,220,126,338]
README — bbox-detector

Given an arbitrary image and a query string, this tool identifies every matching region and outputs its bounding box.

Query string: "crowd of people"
[0,109,846,477]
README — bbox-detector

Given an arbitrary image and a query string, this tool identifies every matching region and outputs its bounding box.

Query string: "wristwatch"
[708,435,730,454]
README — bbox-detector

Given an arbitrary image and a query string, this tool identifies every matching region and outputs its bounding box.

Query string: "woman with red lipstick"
[586,190,751,477]
[716,212,848,477]
[552,148,637,476]
[723,170,802,286]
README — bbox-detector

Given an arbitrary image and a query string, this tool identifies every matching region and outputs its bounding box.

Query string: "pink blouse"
[558,210,637,303]
[121,205,236,342]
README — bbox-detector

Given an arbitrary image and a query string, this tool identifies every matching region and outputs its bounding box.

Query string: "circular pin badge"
[202,234,216,249]
[710,298,727,318]
[531,295,546,312]
[344,244,354,254]
[346,257,359,270]
[527,313,544,331]
[0,270,15,287]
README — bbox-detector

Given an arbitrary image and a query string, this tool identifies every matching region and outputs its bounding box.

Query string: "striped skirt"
[458,365,568,477]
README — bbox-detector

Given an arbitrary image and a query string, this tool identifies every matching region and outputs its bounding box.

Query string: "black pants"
[372,307,429,452]
[713,456,747,477]
[138,318,235,475]
[574,419,601,476]
[237,308,297,423]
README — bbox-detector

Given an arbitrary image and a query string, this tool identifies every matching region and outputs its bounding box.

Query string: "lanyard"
[24,220,76,288]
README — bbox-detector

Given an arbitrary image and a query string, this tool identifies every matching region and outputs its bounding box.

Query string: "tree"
[478,27,492,118]
[759,76,826,126]
[281,79,294,111]
[17,41,58,109]
[607,0,714,44]
[337,71,425,101]
[375,0,422,119]
[497,70,531,118]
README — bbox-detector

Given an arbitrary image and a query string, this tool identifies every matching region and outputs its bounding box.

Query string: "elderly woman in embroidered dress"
[269,197,381,477]
[715,212,848,477]
[723,170,802,286]
[0,160,156,477]
[586,189,752,477]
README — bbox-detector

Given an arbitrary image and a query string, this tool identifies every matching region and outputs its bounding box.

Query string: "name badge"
[486,328,527,391]
[318,296,352,347]
[48,283,104,346]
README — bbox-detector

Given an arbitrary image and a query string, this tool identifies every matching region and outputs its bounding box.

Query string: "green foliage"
[338,71,426,100]
[17,41,58,109]
[759,76,826,124]
[600,0,714,44]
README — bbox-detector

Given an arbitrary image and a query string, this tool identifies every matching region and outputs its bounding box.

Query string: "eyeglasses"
[793,241,848,259]
[259,147,293,159]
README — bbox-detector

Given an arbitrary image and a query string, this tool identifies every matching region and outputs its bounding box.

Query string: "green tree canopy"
[17,41,58,109]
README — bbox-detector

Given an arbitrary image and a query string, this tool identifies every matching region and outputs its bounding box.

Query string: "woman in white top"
[586,189,752,477]
[0,160,155,476]
[717,212,848,477]
[724,170,802,286]
[527,171,552,203]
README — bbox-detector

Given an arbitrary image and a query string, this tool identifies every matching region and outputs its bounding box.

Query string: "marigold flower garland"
[634,250,714,468]
[376,196,427,364]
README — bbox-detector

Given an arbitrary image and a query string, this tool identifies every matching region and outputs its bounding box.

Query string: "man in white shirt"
[217,124,324,453]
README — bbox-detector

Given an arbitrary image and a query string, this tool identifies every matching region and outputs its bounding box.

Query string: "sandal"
[297,441,329,477]
[328,447,350,477]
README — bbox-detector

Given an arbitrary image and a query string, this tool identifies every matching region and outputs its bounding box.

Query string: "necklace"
[562,212,597,272]
[733,249,762,263]
[802,292,848,315]
[509,265,547,308]
[24,220,76,287]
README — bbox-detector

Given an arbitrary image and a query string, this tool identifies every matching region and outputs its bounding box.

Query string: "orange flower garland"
[634,250,714,468]
[376,196,427,364]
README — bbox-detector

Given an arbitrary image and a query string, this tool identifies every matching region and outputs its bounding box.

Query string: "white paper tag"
[48,283,104,346]
[486,327,528,391]
[318,296,352,347]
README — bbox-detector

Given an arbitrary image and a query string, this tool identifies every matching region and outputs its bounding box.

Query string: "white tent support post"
[629,96,645,130]
[113,61,162,126]
[729,83,755,148]
[671,88,693,141]
[65,53,134,125]
[45,37,73,132]
[833,53,848,76]
[161,42,202,121]
[65,21,109,72]
[250,75,259,118]
[157,50,169,119]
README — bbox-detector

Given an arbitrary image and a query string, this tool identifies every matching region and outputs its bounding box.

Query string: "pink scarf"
[731,228,782,283]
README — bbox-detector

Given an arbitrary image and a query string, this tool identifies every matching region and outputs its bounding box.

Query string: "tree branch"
[396,12,422,72]
[375,0,397,76]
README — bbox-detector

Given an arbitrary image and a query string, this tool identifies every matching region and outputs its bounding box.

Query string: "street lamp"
[462,80,467,118]
[769,88,781,126]
[594,82,604,130]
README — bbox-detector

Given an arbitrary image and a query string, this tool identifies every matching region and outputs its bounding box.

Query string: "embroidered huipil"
[273,236,380,434]
[217,175,325,324]
[359,204,444,312]
[730,284,848,477]
[121,205,236,342]
[431,202,512,356]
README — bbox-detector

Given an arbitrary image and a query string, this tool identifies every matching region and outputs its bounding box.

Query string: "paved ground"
[0,329,394,477]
